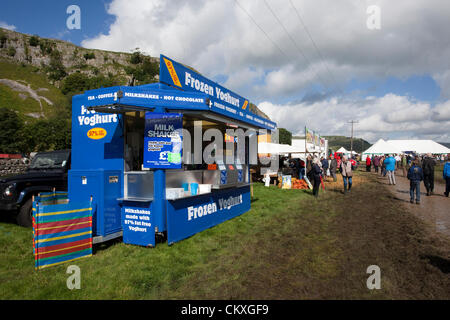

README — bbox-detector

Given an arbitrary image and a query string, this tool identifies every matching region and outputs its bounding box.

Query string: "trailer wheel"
[16,198,33,228]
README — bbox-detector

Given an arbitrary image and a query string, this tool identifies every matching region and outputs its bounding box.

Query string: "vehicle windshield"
[28,152,69,169]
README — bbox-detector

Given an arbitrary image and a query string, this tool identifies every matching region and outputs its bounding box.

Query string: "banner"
[320,137,326,150]
[160,54,276,131]
[143,112,183,169]
[167,186,251,244]
[305,127,314,144]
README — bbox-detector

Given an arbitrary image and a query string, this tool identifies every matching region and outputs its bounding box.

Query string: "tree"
[47,49,67,81]
[0,108,24,153]
[19,115,71,152]
[83,52,95,60]
[278,128,292,145]
[0,30,7,48]
[29,35,39,47]
[130,51,142,64]
[62,72,119,97]
[61,72,90,95]
[125,55,159,84]
[7,46,16,57]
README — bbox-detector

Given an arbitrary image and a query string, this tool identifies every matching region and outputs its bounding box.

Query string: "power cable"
[234,0,289,59]
[288,0,339,89]
[263,0,331,90]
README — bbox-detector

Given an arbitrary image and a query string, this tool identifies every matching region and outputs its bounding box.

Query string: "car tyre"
[17,198,33,227]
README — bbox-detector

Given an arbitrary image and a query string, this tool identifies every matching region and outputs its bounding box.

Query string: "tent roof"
[336,147,348,153]
[258,142,305,155]
[363,139,403,155]
[386,140,450,154]
[291,139,306,153]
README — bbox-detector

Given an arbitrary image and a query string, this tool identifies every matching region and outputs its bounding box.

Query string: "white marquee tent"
[386,140,450,155]
[336,147,358,155]
[361,139,403,160]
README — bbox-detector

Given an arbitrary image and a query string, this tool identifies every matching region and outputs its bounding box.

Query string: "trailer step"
[93,231,123,244]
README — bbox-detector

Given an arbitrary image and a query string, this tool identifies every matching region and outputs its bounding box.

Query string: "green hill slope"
[0,59,69,120]
[0,27,274,153]
[324,136,372,153]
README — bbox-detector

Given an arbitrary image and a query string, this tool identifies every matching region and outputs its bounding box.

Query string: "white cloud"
[0,21,16,31]
[81,0,450,142]
[258,94,450,143]
[82,0,450,96]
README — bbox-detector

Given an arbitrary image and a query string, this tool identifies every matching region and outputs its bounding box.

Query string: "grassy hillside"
[0,27,272,125]
[324,136,372,153]
[0,59,69,120]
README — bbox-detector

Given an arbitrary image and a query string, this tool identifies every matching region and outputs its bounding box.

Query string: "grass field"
[1,173,449,299]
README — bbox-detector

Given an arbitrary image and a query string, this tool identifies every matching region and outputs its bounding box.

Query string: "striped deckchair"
[33,194,93,270]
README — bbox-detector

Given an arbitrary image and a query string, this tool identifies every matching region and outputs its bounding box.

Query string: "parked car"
[0,150,70,227]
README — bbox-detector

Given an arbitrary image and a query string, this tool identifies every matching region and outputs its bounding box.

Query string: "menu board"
[143,112,183,169]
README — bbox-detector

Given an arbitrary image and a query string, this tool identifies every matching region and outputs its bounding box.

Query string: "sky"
[1,0,450,143]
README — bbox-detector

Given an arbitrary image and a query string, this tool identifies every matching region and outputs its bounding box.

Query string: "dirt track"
[374,169,450,239]
[174,172,450,299]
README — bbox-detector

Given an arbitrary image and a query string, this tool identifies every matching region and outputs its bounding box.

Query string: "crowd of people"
[282,152,358,198]
[279,151,450,202]
[364,153,450,204]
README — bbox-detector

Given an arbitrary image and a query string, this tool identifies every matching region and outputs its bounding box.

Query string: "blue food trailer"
[69,55,276,247]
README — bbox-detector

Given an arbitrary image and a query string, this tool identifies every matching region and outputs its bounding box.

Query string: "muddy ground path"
[175,171,450,299]
[376,169,450,238]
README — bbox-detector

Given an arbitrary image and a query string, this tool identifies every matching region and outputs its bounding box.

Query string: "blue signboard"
[143,112,183,169]
[166,186,251,244]
[122,203,155,247]
[159,54,276,131]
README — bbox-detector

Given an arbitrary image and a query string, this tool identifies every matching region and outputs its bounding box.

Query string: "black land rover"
[0,150,70,227]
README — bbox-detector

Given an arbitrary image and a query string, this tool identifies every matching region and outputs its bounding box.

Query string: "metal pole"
[348,120,358,159]
[153,106,167,234]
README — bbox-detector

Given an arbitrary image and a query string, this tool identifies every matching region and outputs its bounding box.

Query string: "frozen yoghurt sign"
[143,112,183,169]
[159,54,277,131]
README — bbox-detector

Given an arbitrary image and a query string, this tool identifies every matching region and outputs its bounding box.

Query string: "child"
[407,160,424,204]
[444,154,450,197]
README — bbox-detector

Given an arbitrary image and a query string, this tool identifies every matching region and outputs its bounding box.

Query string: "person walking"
[380,156,387,176]
[321,156,329,181]
[365,156,371,172]
[305,155,313,186]
[294,158,301,179]
[422,153,436,196]
[329,154,338,182]
[407,159,424,204]
[340,155,353,194]
[395,154,401,171]
[312,158,322,198]
[373,155,380,173]
[443,154,450,197]
[401,154,407,177]
[299,158,305,180]
[385,154,396,185]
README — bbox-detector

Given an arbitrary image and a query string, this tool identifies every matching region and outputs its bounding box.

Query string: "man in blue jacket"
[321,156,329,181]
[444,154,450,197]
[385,154,396,185]
[407,159,424,204]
